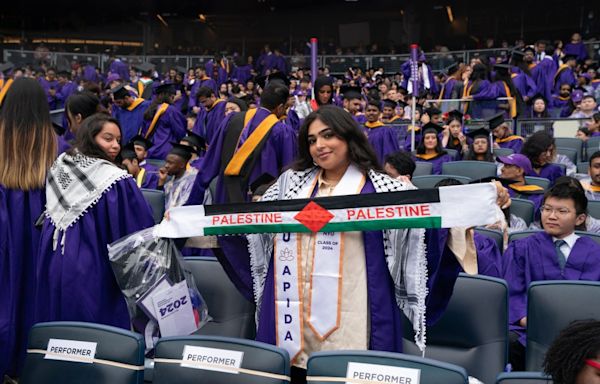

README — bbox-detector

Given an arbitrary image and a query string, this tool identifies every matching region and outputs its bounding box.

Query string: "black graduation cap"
[255,72,290,89]
[523,46,535,53]
[487,113,506,130]
[396,100,408,108]
[0,62,14,75]
[130,134,153,150]
[563,53,578,62]
[511,49,525,60]
[180,132,206,153]
[445,62,459,76]
[447,109,464,122]
[250,173,276,195]
[120,143,137,160]
[466,127,491,140]
[153,82,176,95]
[421,122,444,135]
[168,142,193,162]
[134,62,155,75]
[382,99,398,109]
[110,84,129,100]
[340,85,362,100]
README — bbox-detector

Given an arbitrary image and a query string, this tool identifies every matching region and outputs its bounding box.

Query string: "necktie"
[554,239,567,271]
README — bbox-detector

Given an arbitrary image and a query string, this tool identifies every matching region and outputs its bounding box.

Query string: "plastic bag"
[108,227,209,352]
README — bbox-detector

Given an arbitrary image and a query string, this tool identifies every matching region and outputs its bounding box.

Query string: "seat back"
[574,230,600,245]
[556,147,577,164]
[551,162,567,174]
[146,159,166,168]
[576,162,589,174]
[496,372,553,383]
[585,136,600,161]
[554,137,583,162]
[20,321,145,384]
[185,257,256,339]
[442,161,498,180]
[445,148,459,160]
[140,188,165,224]
[411,175,471,189]
[307,350,468,384]
[153,336,290,384]
[508,230,542,243]
[526,281,600,371]
[588,200,600,220]
[474,227,504,253]
[402,274,508,384]
[510,198,536,226]
[413,161,433,177]
[494,147,514,157]
[523,176,550,190]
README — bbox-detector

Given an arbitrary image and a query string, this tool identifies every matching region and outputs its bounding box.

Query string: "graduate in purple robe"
[186,82,297,205]
[551,82,575,117]
[0,78,57,380]
[139,83,187,160]
[55,71,77,109]
[362,99,400,164]
[232,56,253,85]
[180,131,206,171]
[38,68,59,109]
[400,52,439,96]
[564,33,589,62]
[487,113,524,153]
[438,63,460,102]
[120,144,159,189]
[531,52,558,104]
[130,135,160,173]
[110,84,151,144]
[189,66,219,111]
[442,110,470,159]
[503,181,600,370]
[340,85,367,125]
[463,64,498,118]
[82,64,101,84]
[498,154,546,220]
[206,106,507,381]
[522,131,566,186]
[35,114,154,333]
[553,53,578,94]
[414,122,453,174]
[192,86,227,145]
[109,58,130,82]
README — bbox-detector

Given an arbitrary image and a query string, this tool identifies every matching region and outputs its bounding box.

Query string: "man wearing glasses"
[503,180,600,370]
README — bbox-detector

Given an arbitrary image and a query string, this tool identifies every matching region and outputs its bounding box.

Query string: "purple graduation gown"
[415,153,453,175]
[439,78,457,100]
[38,77,59,110]
[215,178,459,354]
[189,77,219,109]
[531,59,557,103]
[284,109,301,133]
[363,124,401,164]
[56,81,78,109]
[232,64,252,85]
[473,233,503,279]
[186,108,298,205]
[564,42,589,62]
[469,80,499,119]
[140,171,159,189]
[192,100,227,145]
[109,59,131,82]
[496,137,524,154]
[528,163,565,186]
[0,187,45,378]
[141,105,188,160]
[503,232,600,345]
[112,99,151,145]
[34,178,154,330]
[400,61,439,95]
[553,67,576,94]
[512,71,537,101]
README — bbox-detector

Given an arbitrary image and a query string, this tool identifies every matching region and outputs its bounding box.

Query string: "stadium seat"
[574,230,600,245]
[146,159,166,169]
[510,198,536,226]
[496,372,553,383]
[411,175,471,189]
[508,230,542,243]
[551,162,567,174]
[185,256,256,339]
[140,188,165,224]
[576,162,589,174]
[307,350,468,384]
[523,177,550,190]
[585,137,600,161]
[556,147,577,164]
[442,161,498,180]
[413,161,433,177]
[474,227,504,252]
[152,335,290,384]
[554,137,583,162]
[402,274,508,384]
[494,147,514,157]
[20,321,145,384]
[526,281,600,371]
[587,200,600,219]
[445,148,459,160]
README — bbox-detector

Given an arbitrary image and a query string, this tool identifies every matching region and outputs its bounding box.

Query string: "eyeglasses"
[540,205,572,216]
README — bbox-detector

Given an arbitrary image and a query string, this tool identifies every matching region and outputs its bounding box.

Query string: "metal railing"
[5,41,598,75]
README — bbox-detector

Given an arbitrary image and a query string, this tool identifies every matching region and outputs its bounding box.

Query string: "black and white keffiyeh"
[248,165,429,351]
[46,152,130,250]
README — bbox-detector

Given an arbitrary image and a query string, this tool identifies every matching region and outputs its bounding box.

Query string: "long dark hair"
[66,91,101,128]
[69,113,120,163]
[416,130,446,155]
[522,131,554,168]
[312,76,334,106]
[143,93,172,121]
[464,139,494,161]
[0,77,56,189]
[292,105,381,172]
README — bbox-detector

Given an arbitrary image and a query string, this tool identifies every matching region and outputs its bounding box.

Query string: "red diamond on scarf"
[294,201,334,232]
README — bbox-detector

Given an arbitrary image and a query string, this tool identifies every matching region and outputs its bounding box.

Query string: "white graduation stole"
[273,164,365,361]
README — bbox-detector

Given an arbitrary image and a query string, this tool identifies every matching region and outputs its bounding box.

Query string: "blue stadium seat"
[526,281,600,371]
[556,147,577,164]
[411,175,471,189]
[554,137,583,163]
[20,321,145,384]
[442,161,498,180]
[402,274,509,384]
[445,148,459,160]
[307,350,468,384]
[510,198,536,226]
[494,147,514,157]
[152,336,290,384]
[574,230,600,245]
[140,188,165,224]
[413,161,433,177]
[576,162,589,174]
[508,230,542,243]
[496,372,553,383]
[523,177,550,190]
[474,227,504,252]
[587,200,600,220]
[585,136,600,161]
[145,159,166,169]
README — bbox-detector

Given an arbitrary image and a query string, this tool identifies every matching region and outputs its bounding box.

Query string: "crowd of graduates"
[1,31,600,384]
